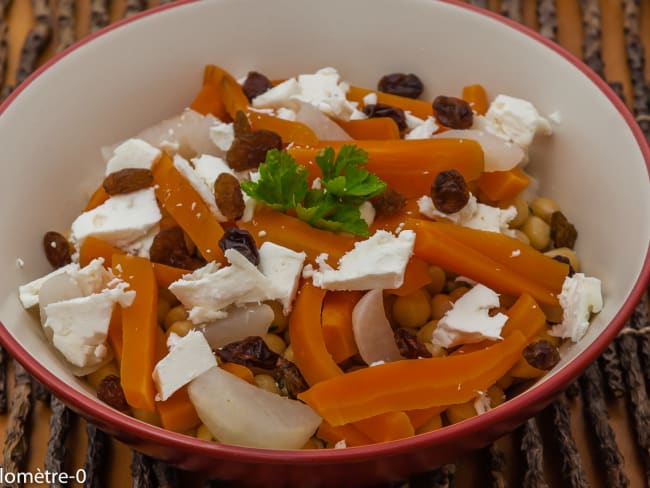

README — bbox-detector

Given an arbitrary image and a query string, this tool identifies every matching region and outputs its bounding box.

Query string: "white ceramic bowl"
[0,0,648,485]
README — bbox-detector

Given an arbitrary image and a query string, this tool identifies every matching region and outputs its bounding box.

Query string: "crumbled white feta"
[122,225,159,259]
[431,284,508,348]
[70,188,161,250]
[19,264,76,308]
[258,242,306,315]
[473,95,552,153]
[105,138,161,176]
[418,194,516,236]
[241,171,261,222]
[474,391,492,415]
[312,230,415,290]
[362,93,377,106]
[208,121,235,151]
[276,107,297,121]
[358,201,376,226]
[153,330,217,401]
[405,116,438,140]
[550,273,603,342]
[302,264,315,279]
[334,440,347,449]
[173,155,229,222]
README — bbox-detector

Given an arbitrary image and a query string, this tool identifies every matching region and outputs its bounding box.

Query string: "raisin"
[431,169,470,214]
[552,255,576,277]
[214,173,245,221]
[394,328,432,359]
[149,226,205,270]
[96,375,129,411]
[218,227,259,265]
[550,211,578,249]
[242,71,273,102]
[362,103,407,131]
[102,168,153,195]
[233,110,252,137]
[275,357,309,399]
[433,95,474,129]
[523,339,561,371]
[377,73,424,99]
[215,336,279,371]
[226,130,282,171]
[370,187,406,216]
[43,231,72,268]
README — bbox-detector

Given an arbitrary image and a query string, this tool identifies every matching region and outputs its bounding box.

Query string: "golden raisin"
[523,340,561,371]
[43,231,71,268]
[214,173,245,221]
[102,168,153,195]
[394,328,432,359]
[378,73,424,99]
[431,169,469,214]
[550,211,578,249]
[233,110,252,137]
[362,103,407,131]
[96,375,129,411]
[370,187,406,216]
[433,95,473,129]
[226,129,282,171]
[149,226,204,270]
[242,71,273,102]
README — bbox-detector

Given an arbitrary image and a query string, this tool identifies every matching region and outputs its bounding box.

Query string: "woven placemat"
[1,1,649,487]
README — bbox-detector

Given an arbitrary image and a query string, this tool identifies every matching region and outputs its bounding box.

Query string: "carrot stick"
[347,85,433,119]
[238,206,357,264]
[219,74,249,120]
[461,84,489,116]
[79,236,121,267]
[405,406,447,430]
[476,167,530,201]
[500,293,546,340]
[152,263,190,289]
[152,153,226,264]
[112,254,159,412]
[431,221,569,294]
[386,257,432,296]
[220,362,255,384]
[248,110,319,147]
[84,185,109,211]
[336,117,400,140]
[353,412,414,443]
[156,386,201,433]
[317,420,374,447]
[189,65,230,121]
[288,282,341,385]
[321,291,363,363]
[298,331,527,426]
[107,305,123,367]
[403,219,560,306]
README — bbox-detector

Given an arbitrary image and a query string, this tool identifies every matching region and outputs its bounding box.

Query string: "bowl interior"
[0,0,648,448]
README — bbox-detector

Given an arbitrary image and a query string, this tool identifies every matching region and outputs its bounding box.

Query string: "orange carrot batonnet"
[107,305,123,367]
[84,185,109,211]
[403,218,560,306]
[238,206,357,264]
[336,117,400,140]
[189,64,230,121]
[219,74,250,120]
[299,331,527,426]
[321,291,363,363]
[152,262,191,289]
[347,85,434,120]
[153,153,226,264]
[352,411,414,443]
[476,167,530,201]
[220,362,256,384]
[500,293,546,340]
[386,257,432,296]
[156,386,201,433]
[79,236,122,267]
[248,110,319,147]
[317,420,374,447]
[112,254,159,412]
[405,406,447,431]
[461,84,489,116]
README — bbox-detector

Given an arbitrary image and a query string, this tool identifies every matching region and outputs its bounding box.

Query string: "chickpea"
[502,197,529,228]
[445,400,477,424]
[522,215,551,250]
[158,286,179,308]
[196,424,216,441]
[157,299,171,325]
[449,286,470,302]
[530,197,560,223]
[166,320,193,338]
[426,265,447,296]
[283,344,295,362]
[254,374,280,394]
[417,320,439,343]
[512,229,531,246]
[266,300,288,334]
[263,333,287,355]
[164,305,188,330]
[302,437,325,449]
[431,294,453,320]
[86,361,120,389]
[544,247,580,272]
[132,408,162,427]
[392,289,431,328]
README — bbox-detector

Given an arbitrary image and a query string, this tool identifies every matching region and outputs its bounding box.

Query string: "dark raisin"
[96,375,129,411]
[523,339,561,371]
[275,357,309,399]
[394,328,432,359]
[226,130,282,171]
[215,336,279,371]
[102,168,153,195]
[431,169,470,214]
[433,95,474,129]
[370,187,406,216]
[149,226,204,270]
[214,173,245,221]
[377,73,424,99]
[242,71,273,102]
[552,255,576,277]
[43,231,72,268]
[550,211,578,249]
[233,110,252,137]
[362,103,407,131]
[218,227,259,265]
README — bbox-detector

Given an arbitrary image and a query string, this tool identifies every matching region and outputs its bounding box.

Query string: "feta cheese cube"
[405,116,438,140]
[550,273,603,342]
[276,107,297,121]
[105,138,161,176]
[432,284,508,348]
[153,330,217,401]
[208,121,235,151]
[258,242,306,314]
[19,263,76,308]
[252,78,301,110]
[312,230,415,290]
[362,93,377,106]
[71,188,161,249]
[358,201,376,227]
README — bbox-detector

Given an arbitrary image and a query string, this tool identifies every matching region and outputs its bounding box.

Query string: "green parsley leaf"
[240,149,309,211]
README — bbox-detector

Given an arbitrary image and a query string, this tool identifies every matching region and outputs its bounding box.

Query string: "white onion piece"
[295,101,352,141]
[38,273,83,326]
[432,129,525,172]
[352,289,402,365]
[200,304,274,348]
[188,365,321,449]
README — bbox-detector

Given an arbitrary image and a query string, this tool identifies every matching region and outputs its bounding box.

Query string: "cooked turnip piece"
[188,365,321,449]
[200,304,274,348]
[352,289,402,365]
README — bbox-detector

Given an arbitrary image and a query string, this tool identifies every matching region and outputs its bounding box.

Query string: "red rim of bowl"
[0,0,649,465]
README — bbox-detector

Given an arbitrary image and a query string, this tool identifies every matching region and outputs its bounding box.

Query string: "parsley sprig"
[240,145,386,236]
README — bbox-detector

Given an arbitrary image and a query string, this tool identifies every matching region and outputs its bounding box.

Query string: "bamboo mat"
[1,0,650,487]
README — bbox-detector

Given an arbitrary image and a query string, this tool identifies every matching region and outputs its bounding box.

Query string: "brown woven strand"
[536,0,557,41]
[14,0,52,86]
[521,418,548,488]
[56,0,75,53]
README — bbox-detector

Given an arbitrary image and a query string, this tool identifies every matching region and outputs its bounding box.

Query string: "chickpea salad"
[18,65,603,450]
